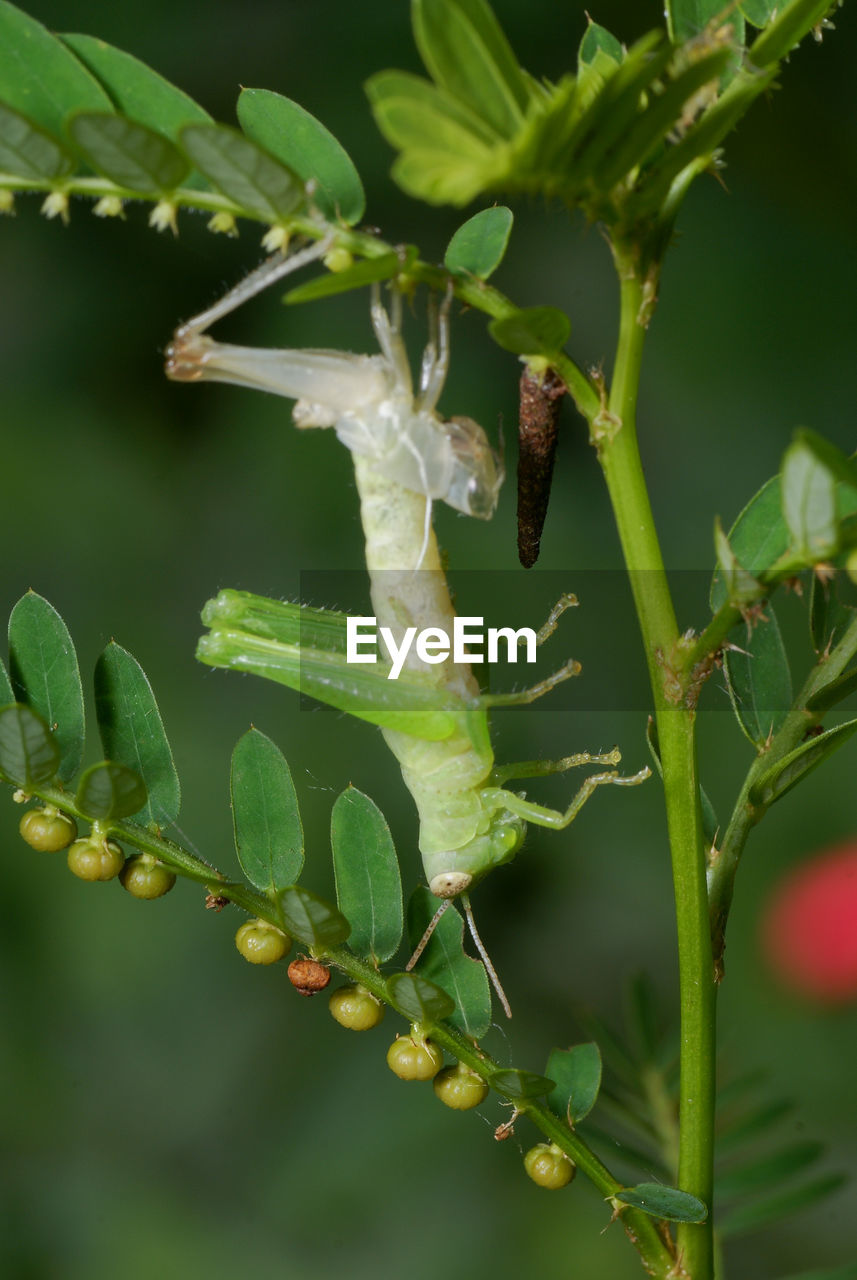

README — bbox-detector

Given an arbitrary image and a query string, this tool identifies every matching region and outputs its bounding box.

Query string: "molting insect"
[167,241,649,1014]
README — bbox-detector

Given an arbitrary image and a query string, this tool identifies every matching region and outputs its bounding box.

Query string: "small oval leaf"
[179,122,304,222]
[94,642,181,828]
[547,1043,602,1123]
[332,786,402,963]
[723,604,792,746]
[76,760,147,820]
[9,592,84,784]
[237,88,364,224]
[617,1182,708,1224]
[444,206,512,279]
[749,718,857,808]
[579,19,624,66]
[406,887,490,1037]
[0,1,113,139]
[231,728,304,894]
[279,885,350,948]
[0,101,75,180]
[489,306,570,356]
[386,971,455,1024]
[781,439,838,562]
[490,1068,555,1100]
[68,111,189,193]
[0,703,59,787]
[710,477,789,611]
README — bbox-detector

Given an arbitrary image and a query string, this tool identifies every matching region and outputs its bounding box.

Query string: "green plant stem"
[597,257,716,1278]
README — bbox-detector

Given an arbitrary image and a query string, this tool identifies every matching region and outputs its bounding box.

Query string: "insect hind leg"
[479,657,581,709]
[491,748,622,787]
[481,765,651,831]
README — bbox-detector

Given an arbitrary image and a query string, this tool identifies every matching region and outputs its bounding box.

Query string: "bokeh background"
[2,2,857,1277]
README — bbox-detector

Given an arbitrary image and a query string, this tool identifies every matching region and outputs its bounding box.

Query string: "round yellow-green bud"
[386,1033,443,1081]
[235,919,291,965]
[67,836,125,882]
[119,854,176,900]
[19,807,77,853]
[524,1143,576,1189]
[323,246,354,274]
[329,984,385,1030]
[432,1063,489,1110]
[846,547,857,586]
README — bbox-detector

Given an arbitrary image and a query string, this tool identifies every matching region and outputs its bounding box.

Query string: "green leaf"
[230,728,304,895]
[406,888,490,1038]
[713,517,762,610]
[616,1182,708,1223]
[387,971,455,1024]
[366,69,500,152]
[723,603,792,746]
[284,250,409,305]
[67,112,188,194]
[412,0,530,137]
[60,34,212,139]
[489,306,570,356]
[739,0,780,25]
[94,642,181,828]
[579,19,624,66]
[279,885,350,948]
[444,206,512,278]
[719,1173,846,1239]
[711,479,788,610]
[332,786,402,963]
[75,760,147,820]
[715,1140,823,1198]
[781,439,838,561]
[0,1,112,140]
[237,89,364,225]
[667,0,744,44]
[179,122,304,222]
[750,0,834,69]
[8,592,84,784]
[546,1043,602,1123]
[0,703,59,786]
[490,1068,555,1101]
[0,100,74,179]
[749,719,857,808]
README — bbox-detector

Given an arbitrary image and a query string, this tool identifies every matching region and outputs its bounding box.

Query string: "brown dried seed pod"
[288,957,331,996]
[517,365,565,569]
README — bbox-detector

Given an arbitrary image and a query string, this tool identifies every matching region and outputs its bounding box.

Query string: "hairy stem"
[596,255,716,1278]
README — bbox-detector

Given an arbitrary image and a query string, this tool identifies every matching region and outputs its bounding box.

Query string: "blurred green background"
[2,3,857,1277]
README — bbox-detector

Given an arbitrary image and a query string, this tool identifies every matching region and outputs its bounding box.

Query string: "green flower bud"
[235,919,291,965]
[19,807,77,853]
[523,1142,576,1189]
[386,1033,443,1081]
[67,835,125,882]
[119,854,176,900]
[432,1062,488,1110]
[329,985,385,1030]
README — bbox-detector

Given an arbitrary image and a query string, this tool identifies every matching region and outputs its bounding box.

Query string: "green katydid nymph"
[166,240,649,1014]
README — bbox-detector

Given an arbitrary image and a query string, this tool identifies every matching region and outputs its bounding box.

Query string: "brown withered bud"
[205,893,230,911]
[517,365,566,568]
[288,957,331,997]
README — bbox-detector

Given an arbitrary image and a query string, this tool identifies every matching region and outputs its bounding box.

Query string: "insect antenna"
[461,893,512,1019]
[405,898,451,969]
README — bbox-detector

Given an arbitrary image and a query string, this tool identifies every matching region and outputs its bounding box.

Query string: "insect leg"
[173,235,334,339]
[479,658,581,708]
[535,593,578,646]
[491,748,622,787]
[416,284,452,413]
[480,766,652,831]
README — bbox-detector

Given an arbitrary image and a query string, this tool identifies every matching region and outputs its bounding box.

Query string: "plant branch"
[597,252,716,1279]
